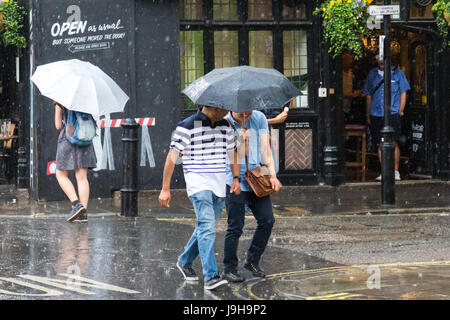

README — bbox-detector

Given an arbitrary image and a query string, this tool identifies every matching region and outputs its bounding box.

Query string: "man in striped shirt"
[159,106,241,290]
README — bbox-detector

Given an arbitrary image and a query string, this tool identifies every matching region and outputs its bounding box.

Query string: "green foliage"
[0,0,27,48]
[313,0,375,60]
[183,95,197,109]
[432,0,450,49]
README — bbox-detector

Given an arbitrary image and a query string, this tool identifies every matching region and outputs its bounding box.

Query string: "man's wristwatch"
[233,176,241,182]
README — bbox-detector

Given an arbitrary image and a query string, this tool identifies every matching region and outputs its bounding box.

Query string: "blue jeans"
[177,190,225,281]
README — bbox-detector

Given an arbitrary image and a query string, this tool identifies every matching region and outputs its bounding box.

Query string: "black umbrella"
[182,66,301,112]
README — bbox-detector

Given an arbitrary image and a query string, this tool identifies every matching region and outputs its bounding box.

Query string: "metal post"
[121,118,140,216]
[381,0,395,205]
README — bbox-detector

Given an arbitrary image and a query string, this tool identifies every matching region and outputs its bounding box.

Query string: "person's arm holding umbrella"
[53,101,64,130]
[267,107,289,125]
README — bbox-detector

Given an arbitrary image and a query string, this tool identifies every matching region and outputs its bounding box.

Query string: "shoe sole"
[204,279,228,290]
[67,207,86,222]
[177,262,199,281]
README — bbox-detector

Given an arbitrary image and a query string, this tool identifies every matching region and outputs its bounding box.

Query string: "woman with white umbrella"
[54,101,97,222]
[32,59,130,222]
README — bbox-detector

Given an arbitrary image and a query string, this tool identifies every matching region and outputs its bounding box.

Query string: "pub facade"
[0,0,448,200]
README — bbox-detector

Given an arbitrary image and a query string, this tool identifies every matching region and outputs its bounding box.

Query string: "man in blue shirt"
[363,55,410,181]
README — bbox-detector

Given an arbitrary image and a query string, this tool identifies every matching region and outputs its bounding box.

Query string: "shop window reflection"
[179,0,203,21]
[414,45,427,106]
[179,31,204,90]
[282,1,307,20]
[248,0,273,20]
[249,31,273,68]
[214,31,239,68]
[409,1,434,19]
[213,0,238,21]
[283,30,308,108]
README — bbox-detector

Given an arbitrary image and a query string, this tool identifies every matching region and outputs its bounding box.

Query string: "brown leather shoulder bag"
[226,117,274,198]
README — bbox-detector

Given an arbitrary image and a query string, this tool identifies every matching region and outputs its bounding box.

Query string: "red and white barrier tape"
[97,117,155,128]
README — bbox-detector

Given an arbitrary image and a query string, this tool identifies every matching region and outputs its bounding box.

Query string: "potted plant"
[432,0,450,49]
[314,0,375,60]
[0,0,26,48]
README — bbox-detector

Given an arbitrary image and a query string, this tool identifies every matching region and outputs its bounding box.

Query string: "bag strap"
[225,117,250,172]
[370,66,397,96]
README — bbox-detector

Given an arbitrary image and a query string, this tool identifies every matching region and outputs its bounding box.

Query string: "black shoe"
[204,275,228,290]
[67,201,86,222]
[75,211,88,223]
[244,261,265,278]
[222,270,245,283]
[177,262,199,281]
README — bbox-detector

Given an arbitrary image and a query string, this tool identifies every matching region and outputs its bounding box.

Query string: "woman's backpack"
[65,110,97,146]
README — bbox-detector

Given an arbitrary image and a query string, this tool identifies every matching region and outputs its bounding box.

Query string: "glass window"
[249,31,273,68]
[413,44,427,105]
[180,31,204,90]
[179,0,203,20]
[213,0,239,21]
[282,1,307,20]
[214,31,239,68]
[283,30,308,107]
[409,1,434,19]
[248,0,273,20]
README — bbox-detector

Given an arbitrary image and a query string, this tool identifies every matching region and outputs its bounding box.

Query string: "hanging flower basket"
[432,0,450,49]
[0,0,27,48]
[0,11,4,30]
[444,9,450,23]
[314,0,375,60]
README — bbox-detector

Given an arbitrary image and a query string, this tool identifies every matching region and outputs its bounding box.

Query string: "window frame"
[179,0,315,113]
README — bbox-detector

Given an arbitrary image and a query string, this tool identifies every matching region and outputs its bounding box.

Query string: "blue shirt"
[363,67,410,117]
[225,111,269,192]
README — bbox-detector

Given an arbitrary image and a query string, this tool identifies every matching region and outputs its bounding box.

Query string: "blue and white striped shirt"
[170,110,236,197]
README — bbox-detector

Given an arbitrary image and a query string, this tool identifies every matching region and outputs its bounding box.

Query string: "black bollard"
[121,118,140,216]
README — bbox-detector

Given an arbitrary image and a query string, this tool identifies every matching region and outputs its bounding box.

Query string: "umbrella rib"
[67,75,83,109]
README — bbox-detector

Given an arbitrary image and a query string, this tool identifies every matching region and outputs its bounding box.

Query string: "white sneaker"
[395,171,401,181]
[376,174,382,181]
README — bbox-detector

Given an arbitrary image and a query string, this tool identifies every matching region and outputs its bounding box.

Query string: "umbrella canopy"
[31,59,129,118]
[182,66,301,112]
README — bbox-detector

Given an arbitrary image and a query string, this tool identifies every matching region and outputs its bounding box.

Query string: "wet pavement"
[0,180,449,300]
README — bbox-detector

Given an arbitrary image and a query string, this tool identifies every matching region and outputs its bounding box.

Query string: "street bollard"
[121,118,140,217]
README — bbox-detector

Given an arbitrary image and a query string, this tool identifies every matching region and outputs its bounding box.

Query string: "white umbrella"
[31,59,129,118]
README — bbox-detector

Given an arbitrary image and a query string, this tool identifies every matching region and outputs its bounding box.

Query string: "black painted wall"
[30,0,183,200]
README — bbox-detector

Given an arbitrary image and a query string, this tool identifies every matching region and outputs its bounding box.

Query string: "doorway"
[0,45,20,185]
[342,30,435,182]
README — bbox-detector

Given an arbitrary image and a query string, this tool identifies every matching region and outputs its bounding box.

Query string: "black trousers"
[223,185,275,273]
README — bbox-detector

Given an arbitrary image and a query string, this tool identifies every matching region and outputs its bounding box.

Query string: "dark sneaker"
[75,211,88,223]
[244,261,265,278]
[222,270,245,283]
[177,262,199,281]
[67,201,86,222]
[204,275,228,290]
